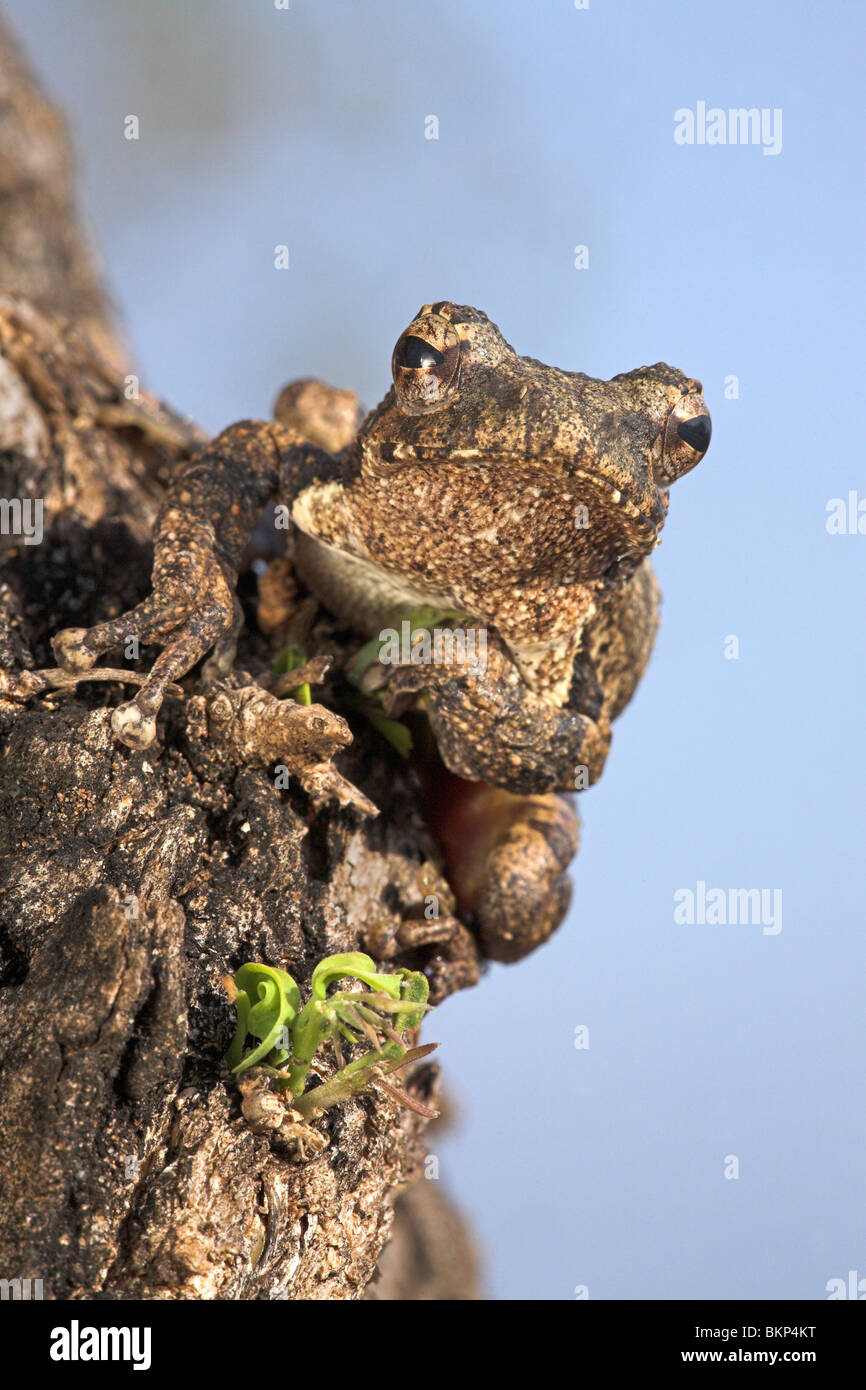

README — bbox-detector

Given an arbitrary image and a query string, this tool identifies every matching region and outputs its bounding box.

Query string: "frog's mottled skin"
[51,302,710,963]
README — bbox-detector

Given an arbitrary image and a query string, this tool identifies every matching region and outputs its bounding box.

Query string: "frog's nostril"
[676,414,711,453]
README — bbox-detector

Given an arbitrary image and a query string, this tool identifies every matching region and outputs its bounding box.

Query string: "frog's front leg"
[52,421,339,748]
[384,629,611,796]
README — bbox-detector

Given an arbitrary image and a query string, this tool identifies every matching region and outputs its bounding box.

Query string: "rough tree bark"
[0,17,481,1301]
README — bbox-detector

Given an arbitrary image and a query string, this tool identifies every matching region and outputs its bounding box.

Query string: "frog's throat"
[363,443,665,542]
[292,529,460,643]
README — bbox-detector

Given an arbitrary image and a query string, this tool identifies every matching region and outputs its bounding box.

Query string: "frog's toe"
[52,628,98,672]
[111,700,158,749]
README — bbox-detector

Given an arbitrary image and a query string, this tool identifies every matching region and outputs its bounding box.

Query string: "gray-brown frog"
[49,302,710,963]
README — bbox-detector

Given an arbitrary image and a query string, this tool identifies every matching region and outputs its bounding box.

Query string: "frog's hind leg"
[472,792,579,963]
[425,767,580,964]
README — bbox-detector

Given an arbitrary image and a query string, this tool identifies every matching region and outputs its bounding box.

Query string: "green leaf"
[226,953,434,1114]
[225,985,251,1073]
[345,636,387,689]
[340,691,413,757]
[365,710,412,756]
[287,956,414,1096]
[405,606,470,632]
[273,643,306,675]
[228,963,300,1076]
[394,968,430,1033]
[273,643,312,705]
[309,952,406,1002]
[345,606,470,689]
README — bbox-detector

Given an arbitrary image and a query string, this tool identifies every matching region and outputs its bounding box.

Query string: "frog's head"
[358,302,711,585]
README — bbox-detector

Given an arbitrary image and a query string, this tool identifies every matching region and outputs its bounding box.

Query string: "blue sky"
[9,0,864,1298]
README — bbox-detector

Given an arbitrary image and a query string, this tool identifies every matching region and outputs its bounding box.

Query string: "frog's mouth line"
[567,466,665,541]
[370,441,665,544]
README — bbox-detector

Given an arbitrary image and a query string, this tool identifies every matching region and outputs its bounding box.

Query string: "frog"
[47,301,710,963]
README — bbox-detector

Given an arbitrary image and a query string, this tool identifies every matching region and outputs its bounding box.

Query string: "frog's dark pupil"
[397,335,444,369]
[676,414,711,452]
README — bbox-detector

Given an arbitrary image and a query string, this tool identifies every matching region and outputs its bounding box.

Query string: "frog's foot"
[195,679,378,817]
[427,772,580,964]
[52,516,237,749]
[273,378,363,454]
[384,628,611,795]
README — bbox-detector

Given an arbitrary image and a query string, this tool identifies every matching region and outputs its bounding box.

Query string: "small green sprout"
[340,691,414,757]
[273,642,311,705]
[224,952,437,1120]
[345,606,470,690]
[343,605,470,755]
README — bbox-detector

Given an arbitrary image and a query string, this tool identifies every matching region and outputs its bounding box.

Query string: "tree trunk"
[0,17,480,1301]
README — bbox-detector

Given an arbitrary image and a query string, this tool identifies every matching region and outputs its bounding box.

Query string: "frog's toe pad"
[111,701,157,749]
[52,628,97,672]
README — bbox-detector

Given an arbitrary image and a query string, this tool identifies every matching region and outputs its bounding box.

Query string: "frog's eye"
[658,404,711,485]
[394,335,444,370]
[391,316,461,414]
[676,414,711,453]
